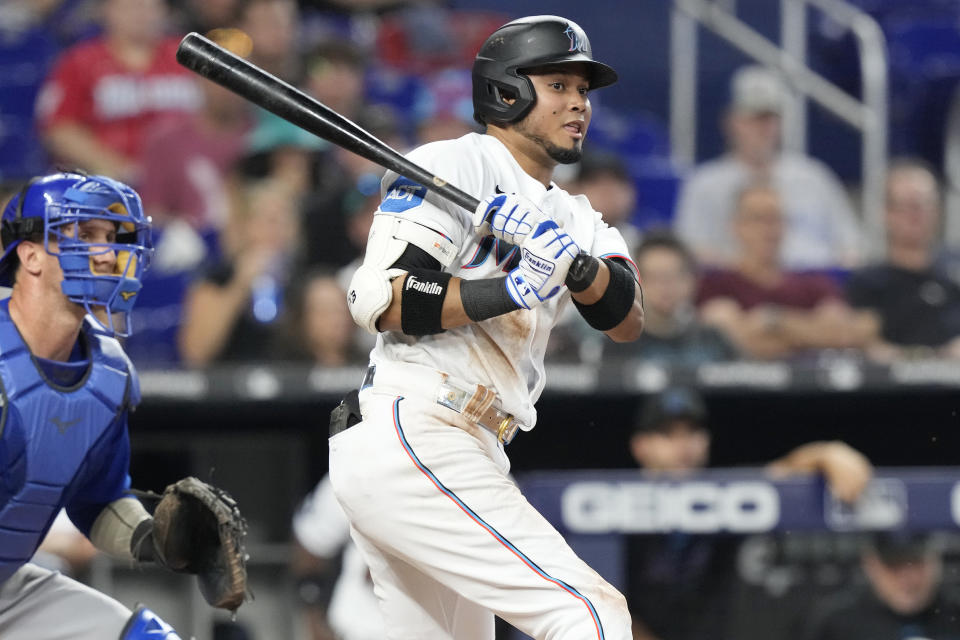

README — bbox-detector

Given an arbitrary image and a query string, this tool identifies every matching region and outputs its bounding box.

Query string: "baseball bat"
[175,32,481,213]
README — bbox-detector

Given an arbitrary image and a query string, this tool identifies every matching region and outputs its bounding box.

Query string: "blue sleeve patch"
[380,177,428,213]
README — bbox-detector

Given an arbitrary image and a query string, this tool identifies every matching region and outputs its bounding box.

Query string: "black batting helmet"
[472,15,618,126]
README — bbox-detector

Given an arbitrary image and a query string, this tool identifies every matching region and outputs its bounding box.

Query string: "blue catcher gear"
[119,607,182,640]
[0,172,153,336]
[0,296,139,585]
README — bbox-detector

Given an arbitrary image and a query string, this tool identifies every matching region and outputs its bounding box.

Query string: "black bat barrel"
[175,32,479,213]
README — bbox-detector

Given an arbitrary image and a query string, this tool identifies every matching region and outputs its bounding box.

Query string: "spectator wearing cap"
[630,387,871,496]
[627,387,873,640]
[802,532,960,640]
[603,231,738,366]
[673,65,863,271]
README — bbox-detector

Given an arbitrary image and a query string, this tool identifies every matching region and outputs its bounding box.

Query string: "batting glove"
[504,220,580,309]
[473,193,550,246]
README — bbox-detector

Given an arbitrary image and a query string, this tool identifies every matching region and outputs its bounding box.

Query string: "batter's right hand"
[505,220,580,309]
[473,193,549,245]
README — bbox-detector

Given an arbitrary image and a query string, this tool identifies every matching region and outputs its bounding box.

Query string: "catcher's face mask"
[0,173,154,337]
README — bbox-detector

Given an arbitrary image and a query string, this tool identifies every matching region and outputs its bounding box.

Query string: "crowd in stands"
[6,3,960,640]
[3,0,960,373]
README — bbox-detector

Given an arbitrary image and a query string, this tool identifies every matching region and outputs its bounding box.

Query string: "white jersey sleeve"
[376,138,490,255]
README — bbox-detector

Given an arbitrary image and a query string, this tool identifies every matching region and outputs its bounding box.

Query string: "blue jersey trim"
[389,397,605,639]
[600,253,639,281]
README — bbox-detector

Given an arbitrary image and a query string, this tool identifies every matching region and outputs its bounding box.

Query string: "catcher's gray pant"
[0,563,130,640]
[329,390,632,640]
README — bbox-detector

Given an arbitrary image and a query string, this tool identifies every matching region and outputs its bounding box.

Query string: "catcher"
[0,173,247,640]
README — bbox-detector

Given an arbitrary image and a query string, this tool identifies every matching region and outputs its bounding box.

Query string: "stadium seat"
[627,157,685,231]
[885,19,960,167]
[0,24,57,180]
[588,106,672,161]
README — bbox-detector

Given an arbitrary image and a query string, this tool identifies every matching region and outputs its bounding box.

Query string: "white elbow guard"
[347,214,459,334]
[348,264,399,334]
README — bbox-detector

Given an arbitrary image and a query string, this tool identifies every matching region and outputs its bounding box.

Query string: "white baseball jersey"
[329,132,635,640]
[370,132,636,428]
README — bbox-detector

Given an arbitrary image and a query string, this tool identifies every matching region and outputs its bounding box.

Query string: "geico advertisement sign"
[561,481,780,534]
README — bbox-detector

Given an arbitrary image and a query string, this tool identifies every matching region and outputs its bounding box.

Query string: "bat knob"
[565,254,600,293]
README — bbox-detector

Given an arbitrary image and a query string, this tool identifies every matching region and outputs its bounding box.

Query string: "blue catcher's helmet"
[0,172,153,337]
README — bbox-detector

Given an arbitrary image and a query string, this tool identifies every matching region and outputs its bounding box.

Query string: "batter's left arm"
[567,255,644,343]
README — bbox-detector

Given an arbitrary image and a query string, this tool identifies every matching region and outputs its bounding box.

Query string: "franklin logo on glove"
[520,249,555,278]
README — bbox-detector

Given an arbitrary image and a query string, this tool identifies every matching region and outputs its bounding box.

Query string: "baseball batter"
[330,16,644,639]
[0,173,241,639]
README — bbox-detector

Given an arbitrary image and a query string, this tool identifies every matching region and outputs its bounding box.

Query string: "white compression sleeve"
[88,496,152,560]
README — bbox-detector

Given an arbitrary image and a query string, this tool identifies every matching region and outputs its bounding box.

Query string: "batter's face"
[514,64,593,165]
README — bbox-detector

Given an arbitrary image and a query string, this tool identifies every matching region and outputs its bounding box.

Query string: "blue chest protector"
[0,299,140,584]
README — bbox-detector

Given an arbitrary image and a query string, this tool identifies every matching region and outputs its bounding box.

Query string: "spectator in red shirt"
[696,182,879,359]
[138,28,254,239]
[35,0,201,184]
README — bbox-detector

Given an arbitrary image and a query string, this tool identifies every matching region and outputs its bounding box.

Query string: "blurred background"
[4,0,960,638]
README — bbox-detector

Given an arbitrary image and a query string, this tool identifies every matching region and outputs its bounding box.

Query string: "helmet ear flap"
[4,177,41,242]
[471,62,537,125]
[15,177,39,221]
[1,177,44,271]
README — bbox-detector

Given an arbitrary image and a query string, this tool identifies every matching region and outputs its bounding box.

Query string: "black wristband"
[572,258,636,331]
[564,254,600,293]
[131,517,157,563]
[461,277,521,322]
[400,269,452,336]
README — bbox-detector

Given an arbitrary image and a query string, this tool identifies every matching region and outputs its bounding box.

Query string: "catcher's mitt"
[150,477,249,611]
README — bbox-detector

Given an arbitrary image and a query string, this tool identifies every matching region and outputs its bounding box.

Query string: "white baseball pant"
[328,368,631,640]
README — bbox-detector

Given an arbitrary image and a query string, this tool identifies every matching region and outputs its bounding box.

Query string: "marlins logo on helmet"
[564,24,583,52]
